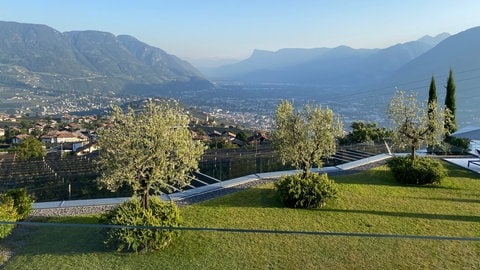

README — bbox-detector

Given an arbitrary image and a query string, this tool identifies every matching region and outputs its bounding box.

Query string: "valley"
[2,77,478,131]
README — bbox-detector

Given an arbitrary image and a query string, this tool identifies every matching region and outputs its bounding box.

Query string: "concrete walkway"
[34,154,392,209]
[443,157,480,174]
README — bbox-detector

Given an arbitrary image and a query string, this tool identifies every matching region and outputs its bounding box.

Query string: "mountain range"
[1,20,480,127]
[0,21,212,97]
[201,26,480,127]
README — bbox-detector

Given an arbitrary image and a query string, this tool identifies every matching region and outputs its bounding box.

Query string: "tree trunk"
[411,145,416,160]
[302,167,311,179]
[301,161,310,179]
[142,190,149,210]
[140,178,149,210]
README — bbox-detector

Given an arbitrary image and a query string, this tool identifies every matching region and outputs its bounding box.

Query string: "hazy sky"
[2,0,480,60]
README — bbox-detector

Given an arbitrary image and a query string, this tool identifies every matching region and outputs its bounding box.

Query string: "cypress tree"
[427,75,437,152]
[444,68,457,134]
[428,75,437,129]
[428,75,437,105]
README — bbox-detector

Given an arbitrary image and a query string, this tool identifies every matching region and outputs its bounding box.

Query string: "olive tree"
[97,101,205,210]
[271,100,343,177]
[387,90,447,159]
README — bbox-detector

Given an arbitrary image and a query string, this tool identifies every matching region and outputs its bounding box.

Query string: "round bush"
[0,195,18,239]
[387,156,446,185]
[274,172,338,208]
[102,197,181,253]
[6,188,34,220]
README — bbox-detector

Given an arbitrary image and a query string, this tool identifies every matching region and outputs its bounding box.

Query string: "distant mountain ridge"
[204,27,480,127]
[385,26,480,127]
[204,33,450,86]
[391,27,480,83]
[416,33,451,46]
[0,21,212,95]
[2,20,480,127]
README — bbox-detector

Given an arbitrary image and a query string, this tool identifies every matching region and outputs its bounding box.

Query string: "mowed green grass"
[3,163,480,269]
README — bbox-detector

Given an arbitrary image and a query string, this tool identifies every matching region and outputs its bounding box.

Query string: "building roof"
[40,130,87,140]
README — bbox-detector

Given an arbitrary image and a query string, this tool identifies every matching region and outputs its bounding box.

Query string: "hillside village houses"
[0,113,21,122]
[12,134,30,144]
[1,110,271,157]
[10,130,89,151]
[1,114,99,155]
[40,130,88,144]
[74,141,99,156]
[205,129,270,147]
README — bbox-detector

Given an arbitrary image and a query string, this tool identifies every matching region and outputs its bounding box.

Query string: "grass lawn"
[2,163,480,269]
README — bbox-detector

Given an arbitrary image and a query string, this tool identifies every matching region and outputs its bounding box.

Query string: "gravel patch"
[30,204,116,217]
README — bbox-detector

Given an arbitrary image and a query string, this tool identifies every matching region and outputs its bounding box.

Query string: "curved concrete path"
[34,154,392,209]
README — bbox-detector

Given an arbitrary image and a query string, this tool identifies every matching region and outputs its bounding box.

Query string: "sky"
[2,0,480,61]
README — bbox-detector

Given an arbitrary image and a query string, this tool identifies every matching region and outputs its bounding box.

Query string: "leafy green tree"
[387,90,446,160]
[5,127,21,143]
[271,100,343,176]
[57,122,67,131]
[236,131,248,142]
[20,120,33,131]
[444,68,457,135]
[97,101,205,209]
[30,128,43,137]
[340,121,392,144]
[15,137,46,161]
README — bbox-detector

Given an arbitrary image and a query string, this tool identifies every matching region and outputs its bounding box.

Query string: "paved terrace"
[33,153,479,209]
[444,157,480,174]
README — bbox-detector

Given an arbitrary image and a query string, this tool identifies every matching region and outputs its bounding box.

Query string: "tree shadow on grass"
[8,216,112,256]
[320,208,480,223]
[406,196,480,204]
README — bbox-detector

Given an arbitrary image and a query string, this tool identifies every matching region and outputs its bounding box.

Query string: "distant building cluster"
[1,109,271,159]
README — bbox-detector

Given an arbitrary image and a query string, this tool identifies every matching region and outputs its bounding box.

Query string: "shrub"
[274,173,337,208]
[387,156,446,185]
[6,188,34,220]
[102,197,181,253]
[0,195,18,239]
[444,136,469,154]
